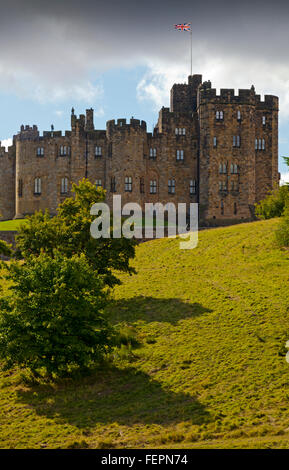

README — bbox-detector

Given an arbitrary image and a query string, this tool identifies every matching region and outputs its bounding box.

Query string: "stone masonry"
[0,74,279,225]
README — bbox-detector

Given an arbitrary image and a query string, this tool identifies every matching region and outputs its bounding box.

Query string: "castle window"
[190,180,196,195]
[34,178,41,195]
[230,163,238,174]
[150,180,157,194]
[237,110,241,121]
[233,135,240,147]
[18,179,23,198]
[216,110,224,120]
[110,177,116,193]
[213,137,217,147]
[168,179,175,194]
[221,200,224,215]
[95,146,102,157]
[262,139,266,150]
[175,128,186,135]
[149,148,157,158]
[219,163,223,174]
[125,176,132,192]
[95,179,102,189]
[262,116,266,125]
[37,147,44,156]
[255,138,258,150]
[231,181,238,191]
[234,202,237,215]
[219,182,227,192]
[60,145,70,156]
[176,149,184,160]
[140,177,145,194]
[61,177,68,194]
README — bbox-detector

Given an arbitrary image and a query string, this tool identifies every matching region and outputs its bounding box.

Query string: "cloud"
[1,138,12,150]
[280,172,289,185]
[1,0,289,108]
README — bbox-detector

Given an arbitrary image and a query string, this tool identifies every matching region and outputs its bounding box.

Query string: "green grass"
[0,219,25,231]
[1,218,289,448]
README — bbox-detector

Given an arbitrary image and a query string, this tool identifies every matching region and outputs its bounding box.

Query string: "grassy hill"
[1,218,289,449]
[0,219,25,231]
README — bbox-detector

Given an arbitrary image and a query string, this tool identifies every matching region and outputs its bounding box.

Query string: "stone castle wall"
[0,74,279,225]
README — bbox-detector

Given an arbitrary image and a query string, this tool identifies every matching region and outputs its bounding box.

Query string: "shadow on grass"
[17,365,210,429]
[105,296,213,325]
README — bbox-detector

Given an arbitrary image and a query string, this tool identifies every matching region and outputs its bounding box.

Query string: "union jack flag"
[174,23,191,31]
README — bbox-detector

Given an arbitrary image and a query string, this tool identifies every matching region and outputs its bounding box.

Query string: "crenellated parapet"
[198,81,278,109]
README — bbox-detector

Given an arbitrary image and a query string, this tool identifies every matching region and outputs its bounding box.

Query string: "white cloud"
[280,172,289,185]
[1,138,12,150]
[136,55,289,123]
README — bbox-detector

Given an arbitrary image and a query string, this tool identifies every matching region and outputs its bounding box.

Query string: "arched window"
[219,163,223,174]
[237,110,241,121]
[149,148,157,158]
[234,164,238,174]
[223,163,227,174]
[262,139,265,150]
[230,163,234,174]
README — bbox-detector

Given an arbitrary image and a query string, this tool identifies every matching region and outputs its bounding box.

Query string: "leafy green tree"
[255,184,289,220]
[0,253,112,377]
[276,203,289,247]
[0,240,12,257]
[15,179,136,287]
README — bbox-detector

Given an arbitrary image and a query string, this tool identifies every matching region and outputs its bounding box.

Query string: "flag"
[174,23,191,32]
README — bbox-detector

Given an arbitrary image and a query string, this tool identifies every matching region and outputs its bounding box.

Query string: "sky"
[0,0,289,182]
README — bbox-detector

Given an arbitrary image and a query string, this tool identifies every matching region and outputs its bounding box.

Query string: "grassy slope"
[0,219,25,231]
[1,218,289,449]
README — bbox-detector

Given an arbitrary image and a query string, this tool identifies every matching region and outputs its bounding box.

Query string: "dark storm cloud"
[0,0,289,106]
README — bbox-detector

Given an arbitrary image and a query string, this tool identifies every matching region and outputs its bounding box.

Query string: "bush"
[0,252,112,377]
[276,203,289,247]
[0,240,12,257]
[15,179,136,288]
[255,185,289,220]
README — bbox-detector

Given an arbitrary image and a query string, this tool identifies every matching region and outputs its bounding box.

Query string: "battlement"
[16,124,39,141]
[198,83,278,109]
[106,118,147,132]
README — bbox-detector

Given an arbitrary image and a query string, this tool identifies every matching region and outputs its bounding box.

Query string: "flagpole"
[190,24,192,76]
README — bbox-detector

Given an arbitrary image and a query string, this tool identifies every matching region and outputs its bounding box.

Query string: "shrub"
[15,178,136,288]
[276,203,289,247]
[0,252,112,377]
[0,240,12,257]
[255,185,289,220]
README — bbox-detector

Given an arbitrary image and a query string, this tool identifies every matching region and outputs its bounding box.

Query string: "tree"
[275,157,289,247]
[0,240,12,257]
[0,179,137,378]
[0,211,12,257]
[0,253,112,377]
[255,184,289,220]
[15,179,136,287]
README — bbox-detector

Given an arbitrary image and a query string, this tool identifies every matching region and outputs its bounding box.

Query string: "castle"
[0,74,279,225]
